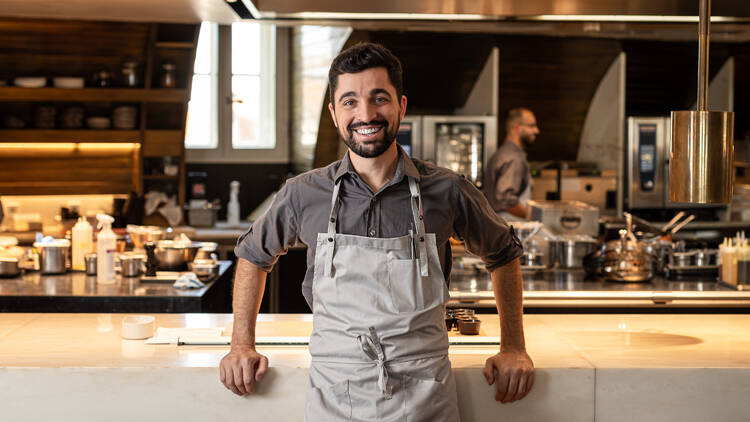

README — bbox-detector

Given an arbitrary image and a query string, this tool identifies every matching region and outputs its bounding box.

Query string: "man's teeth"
[355,127,382,135]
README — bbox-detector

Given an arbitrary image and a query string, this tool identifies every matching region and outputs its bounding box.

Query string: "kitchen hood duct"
[669,0,734,204]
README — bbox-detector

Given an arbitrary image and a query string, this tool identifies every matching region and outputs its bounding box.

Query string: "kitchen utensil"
[85,253,97,275]
[14,77,46,88]
[670,214,696,235]
[154,240,202,271]
[185,202,220,227]
[126,225,165,250]
[671,251,696,267]
[603,229,653,282]
[194,242,218,261]
[52,77,84,88]
[0,257,20,277]
[112,106,137,129]
[121,315,155,340]
[458,318,481,335]
[661,211,686,232]
[119,252,144,277]
[188,258,219,278]
[550,235,597,269]
[34,239,70,274]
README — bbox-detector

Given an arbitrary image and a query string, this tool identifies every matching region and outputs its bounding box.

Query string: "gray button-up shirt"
[236,146,523,308]
[483,141,531,212]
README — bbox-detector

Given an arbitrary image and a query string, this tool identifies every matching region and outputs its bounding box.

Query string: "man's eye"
[375,97,388,104]
[343,100,355,106]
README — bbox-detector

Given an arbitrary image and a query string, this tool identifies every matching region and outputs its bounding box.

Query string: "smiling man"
[220,42,534,421]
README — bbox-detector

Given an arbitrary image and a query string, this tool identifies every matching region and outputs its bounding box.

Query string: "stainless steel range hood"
[235,0,750,21]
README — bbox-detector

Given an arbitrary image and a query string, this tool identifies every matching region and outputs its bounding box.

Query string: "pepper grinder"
[144,241,157,277]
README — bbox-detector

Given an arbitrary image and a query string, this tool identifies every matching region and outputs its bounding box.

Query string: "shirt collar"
[334,144,421,183]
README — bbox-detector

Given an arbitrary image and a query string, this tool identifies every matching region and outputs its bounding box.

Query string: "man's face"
[328,67,407,158]
[517,111,540,148]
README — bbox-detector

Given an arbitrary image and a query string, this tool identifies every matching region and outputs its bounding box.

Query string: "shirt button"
[369,229,376,237]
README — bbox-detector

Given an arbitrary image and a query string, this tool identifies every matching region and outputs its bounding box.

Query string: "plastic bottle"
[724,238,738,285]
[227,180,241,227]
[738,240,750,285]
[71,217,93,271]
[96,214,116,284]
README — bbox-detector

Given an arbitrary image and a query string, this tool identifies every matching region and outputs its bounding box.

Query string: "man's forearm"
[505,203,527,219]
[490,258,526,352]
[231,258,268,349]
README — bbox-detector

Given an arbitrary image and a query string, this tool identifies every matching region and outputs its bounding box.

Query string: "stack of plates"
[53,77,85,88]
[87,117,111,129]
[112,106,137,129]
[14,77,46,88]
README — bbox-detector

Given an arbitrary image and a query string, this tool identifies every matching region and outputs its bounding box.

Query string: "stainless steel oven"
[421,115,497,189]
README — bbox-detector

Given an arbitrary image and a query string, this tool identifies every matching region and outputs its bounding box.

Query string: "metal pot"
[0,257,20,277]
[602,230,653,282]
[34,240,70,274]
[119,252,145,277]
[550,235,597,269]
[154,240,202,270]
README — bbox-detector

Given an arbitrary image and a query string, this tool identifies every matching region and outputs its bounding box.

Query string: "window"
[185,22,219,149]
[186,22,282,162]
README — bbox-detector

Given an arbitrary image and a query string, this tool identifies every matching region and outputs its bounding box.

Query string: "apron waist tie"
[357,327,392,400]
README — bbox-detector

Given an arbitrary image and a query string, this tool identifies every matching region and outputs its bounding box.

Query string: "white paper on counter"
[145,327,224,344]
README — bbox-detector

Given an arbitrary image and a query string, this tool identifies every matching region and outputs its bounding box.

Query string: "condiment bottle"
[724,238,738,285]
[227,181,241,226]
[71,217,93,271]
[96,214,116,284]
[738,241,750,284]
[160,62,176,88]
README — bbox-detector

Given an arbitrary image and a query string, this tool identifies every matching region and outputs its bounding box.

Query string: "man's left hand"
[483,349,535,403]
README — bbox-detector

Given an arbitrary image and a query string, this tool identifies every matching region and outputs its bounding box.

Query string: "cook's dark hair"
[328,42,403,107]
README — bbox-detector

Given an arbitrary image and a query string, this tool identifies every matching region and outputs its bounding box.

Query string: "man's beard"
[520,133,535,149]
[339,118,398,158]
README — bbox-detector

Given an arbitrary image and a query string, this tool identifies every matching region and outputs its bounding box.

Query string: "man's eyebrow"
[370,88,391,98]
[337,91,356,103]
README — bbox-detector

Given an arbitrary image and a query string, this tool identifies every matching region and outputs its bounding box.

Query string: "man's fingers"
[223,365,243,396]
[496,370,510,402]
[483,359,495,385]
[527,371,535,393]
[503,370,520,403]
[256,355,269,382]
[243,358,256,394]
[219,362,226,383]
[513,373,528,401]
[233,365,247,395]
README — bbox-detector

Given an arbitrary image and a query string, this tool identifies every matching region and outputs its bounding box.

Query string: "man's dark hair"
[504,107,531,132]
[328,42,403,107]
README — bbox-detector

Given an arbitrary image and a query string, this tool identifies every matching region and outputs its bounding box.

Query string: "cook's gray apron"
[305,176,460,422]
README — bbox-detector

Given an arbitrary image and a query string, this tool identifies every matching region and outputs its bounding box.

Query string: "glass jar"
[121,61,140,87]
[160,62,176,88]
[93,70,112,88]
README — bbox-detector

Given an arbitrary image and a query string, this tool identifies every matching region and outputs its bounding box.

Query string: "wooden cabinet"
[0,18,198,219]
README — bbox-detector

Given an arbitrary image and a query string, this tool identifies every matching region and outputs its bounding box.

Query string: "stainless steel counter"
[449,268,750,309]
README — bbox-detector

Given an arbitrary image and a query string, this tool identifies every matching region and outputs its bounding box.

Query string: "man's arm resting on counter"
[483,257,535,403]
[219,258,269,396]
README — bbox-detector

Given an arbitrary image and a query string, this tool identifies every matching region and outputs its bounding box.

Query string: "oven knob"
[644,180,654,189]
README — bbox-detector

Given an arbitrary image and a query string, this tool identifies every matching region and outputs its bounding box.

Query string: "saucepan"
[154,240,202,270]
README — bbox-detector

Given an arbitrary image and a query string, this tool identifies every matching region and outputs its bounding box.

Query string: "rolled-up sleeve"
[234,180,299,272]
[493,158,526,211]
[452,175,523,270]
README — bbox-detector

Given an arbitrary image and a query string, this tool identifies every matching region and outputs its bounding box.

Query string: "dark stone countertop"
[0,261,234,313]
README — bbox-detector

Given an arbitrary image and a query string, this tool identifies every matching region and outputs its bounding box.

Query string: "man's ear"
[399,95,407,121]
[328,102,338,128]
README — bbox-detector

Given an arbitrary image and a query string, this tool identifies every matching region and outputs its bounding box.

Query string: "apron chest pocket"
[387,258,429,313]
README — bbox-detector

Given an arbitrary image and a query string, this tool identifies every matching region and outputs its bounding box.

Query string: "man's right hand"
[220,346,269,395]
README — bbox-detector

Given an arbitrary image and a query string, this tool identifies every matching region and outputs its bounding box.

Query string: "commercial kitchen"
[2,1,750,421]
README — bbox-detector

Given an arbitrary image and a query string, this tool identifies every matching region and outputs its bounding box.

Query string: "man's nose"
[357,101,378,123]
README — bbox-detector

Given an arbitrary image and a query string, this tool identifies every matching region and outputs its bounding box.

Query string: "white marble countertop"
[2,313,750,370]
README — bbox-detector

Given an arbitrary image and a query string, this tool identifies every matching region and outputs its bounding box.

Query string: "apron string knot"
[357,327,392,400]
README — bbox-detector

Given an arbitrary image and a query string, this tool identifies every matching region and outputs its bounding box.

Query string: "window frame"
[186,23,289,164]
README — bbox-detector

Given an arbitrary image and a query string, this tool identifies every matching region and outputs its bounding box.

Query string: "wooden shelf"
[0,87,189,103]
[155,41,194,49]
[0,130,141,142]
[143,174,179,180]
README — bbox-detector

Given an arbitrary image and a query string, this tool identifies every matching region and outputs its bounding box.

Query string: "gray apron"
[305,176,460,422]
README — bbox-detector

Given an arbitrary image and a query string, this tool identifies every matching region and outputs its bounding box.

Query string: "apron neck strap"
[327,180,342,235]
[407,177,426,237]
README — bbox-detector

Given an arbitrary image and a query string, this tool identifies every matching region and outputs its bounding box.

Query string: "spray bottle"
[227,180,241,226]
[71,217,93,271]
[96,214,116,284]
